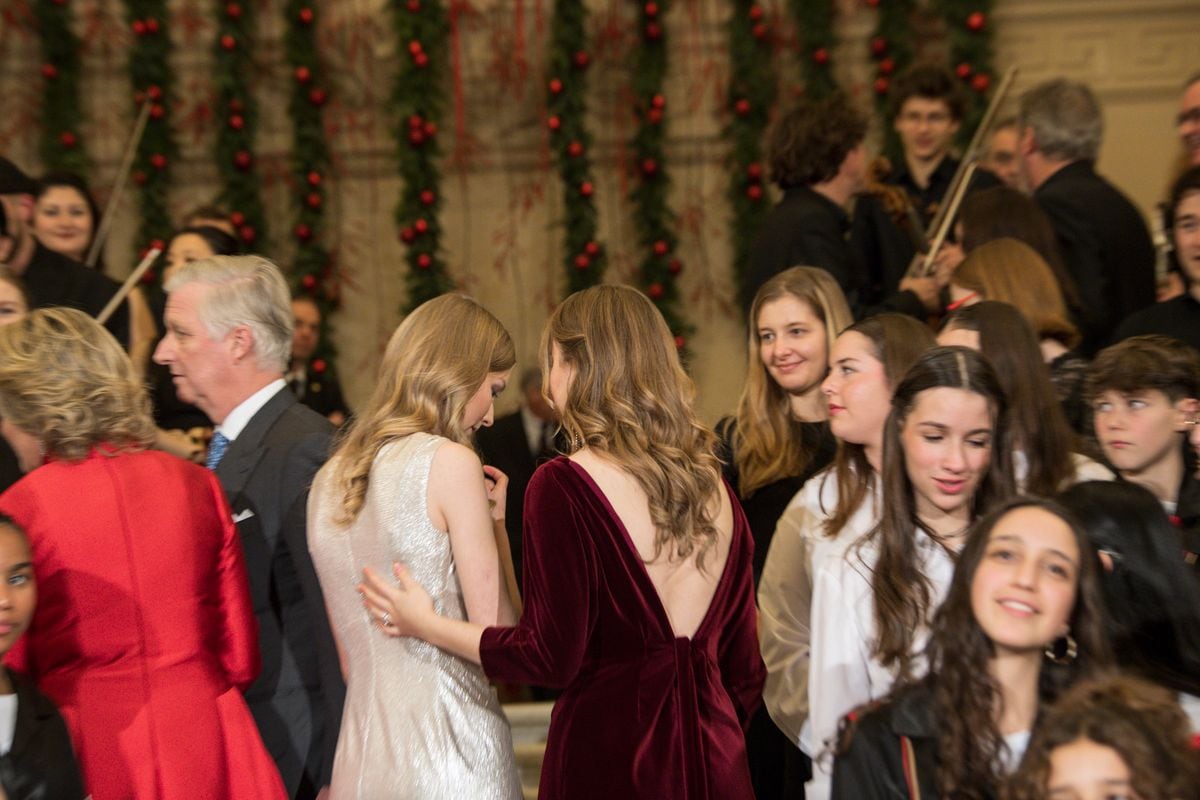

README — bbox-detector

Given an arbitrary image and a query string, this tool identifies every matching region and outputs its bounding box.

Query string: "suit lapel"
[215,387,293,498]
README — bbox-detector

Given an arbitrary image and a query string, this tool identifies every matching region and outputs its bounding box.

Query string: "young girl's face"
[1046,736,1136,800]
[900,386,994,524]
[822,331,891,449]
[0,525,35,656]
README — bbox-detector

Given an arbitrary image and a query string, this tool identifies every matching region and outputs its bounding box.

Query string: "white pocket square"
[232,509,255,523]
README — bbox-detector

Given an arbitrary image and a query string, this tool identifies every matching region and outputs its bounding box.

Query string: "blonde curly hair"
[0,307,155,460]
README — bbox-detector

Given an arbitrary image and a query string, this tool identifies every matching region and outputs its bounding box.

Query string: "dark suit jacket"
[214,387,344,796]
[295,364,350,421]
[475,410,539,588]
[1034,160,1156,353]
[0,669,84,800]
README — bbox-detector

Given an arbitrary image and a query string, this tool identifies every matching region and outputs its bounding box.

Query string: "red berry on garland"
[413,48,427,65]
[234,150,252,170]
[748,4,764,21]
[574,254,590,270]
[573,51,590,69]
[133,170,148,186]
[644,1,658,16]
[668,258,682,275]
[306,192,322,209]
[298,7,314,24]
[408,114,424,129]
[416,253,433,270]
[646,108,662,125]
[132,20,147,35]
[400,227,415,244]
[226,2,242,19]
[239,225,256,244]
[229,98,244,112]
[873,77,890,95]
[966,11,986,32]
[548,78,563,94]
[641,158,658,176]
[220,34,236,51]
[147,85,163,101]
[870,36,887,57]
[295,224,313,242]
[145,18,159,33]
[308,88,327,106]
[879,57,895,75]
[229,114,245,130]
[419,189,436,206]
[150,104,165,120]
[580,181,594,198]
[971,73,991,93]
[746,184,763,201]
[140,269,156,284]
[567,140,584,157]
[423,121,437,136]
[41,64,57,80]
[734,98,751,117]
[414,218,429,234]
[653,240,669,256]
[645,22,662,41]
[647,283,664,300]
[747,162,763,180]
[302,274,318,290]
[584,241,600,257]
[312,358,326,374]
[230,211,247,226]
[956,62,973,80]
[150,153,167,169]
[651,94,665,109]
[674,335,685,350]
[547,115,562,131]
[409,129,426,146]
[59,131,77,148]
[752,23,767,40]
[406,0,420,11]
[295,66,312,84]
[813,48,829,65]
[307,171,322,186]
[408,40,423,56]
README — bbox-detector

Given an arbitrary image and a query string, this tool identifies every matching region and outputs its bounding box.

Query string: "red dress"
[0,449,285,800]
[480,458,766,799]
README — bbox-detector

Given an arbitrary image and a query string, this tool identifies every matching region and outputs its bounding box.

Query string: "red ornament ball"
[308,88,327,106]
[408,130,426,146]
[746,162,763,180]
[302,274,318,289]
[752,23,767,41]
[548,78,563,95]
[879,57,896,75]
[234,150,252,170]
[414,52,429,69]
[674,335,685,350]
[644,2,659,17]
[408,114,424,129]
[584,241,600,257]
[547,115,562,131]
[419,189,436,206]
[812,48,829,66]
[406,0,420,11]
[228,97,244,112]
[220,34,236,51]
[746,184,763,201]
[971,73,991,93]
[646,108,663,125]
[414,218,429,234]
[641,158,658,176]
[149,104,165,120]
[416,253,433,270]
[956,62,973,80]
[230,211,247,226]
[307,171,322,186]
[145,18,159,33]
[150,153,167,169]
[140,269,157,284]
[298,7,314,24]
[295,224,313,242]
[147,85,163,101]
[579,181,594,198]
[567,140,584,157]
[652,240,669,256]
[966,11,986,32]
[59,131,77,148]
[668,258,682,275]
[734,98,751,117]
[873,77,890,95]
[400,227,416,244]
[651,94,665,109]
[312,358,326,374]
[225,2,242,19]
[408,40,423,56]
[574,254,591,270]
[423,120,437,136]
[131,20,147,35]
[41,63,58,80]
[748,4,764,21]
[647,283,665,300]
[239,225,256,244]
[228,114,245,131]
[573,51,590,69]
[870,36,887,57]
[295,66,312,84]
[306,192,322,209]
[645,22,662,41]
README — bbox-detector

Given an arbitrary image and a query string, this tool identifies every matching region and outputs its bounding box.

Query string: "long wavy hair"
[732,267,852,498]
[926,497,1110,799]
[0,307,155,460]
[863,346,1015,678]
[1006,675,1200,800]
[543,285,723,569]
[942,301,1079,495]
[328,294,515,524]
[821,313,935,538]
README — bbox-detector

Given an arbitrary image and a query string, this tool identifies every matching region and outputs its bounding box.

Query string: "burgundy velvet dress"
[0,449,286,800]
[480,458,766,799]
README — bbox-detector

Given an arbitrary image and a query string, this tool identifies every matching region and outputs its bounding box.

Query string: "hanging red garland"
[127,0,177,258]
[35,0,87,173]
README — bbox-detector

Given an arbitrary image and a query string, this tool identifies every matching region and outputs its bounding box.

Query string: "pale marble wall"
[1,0,1197,422]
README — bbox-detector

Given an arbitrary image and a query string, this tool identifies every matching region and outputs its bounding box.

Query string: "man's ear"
[1018,126,1037,157]
[229,324,255,362]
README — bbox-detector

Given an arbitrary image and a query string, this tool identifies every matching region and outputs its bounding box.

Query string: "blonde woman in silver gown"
[307,294,522,799]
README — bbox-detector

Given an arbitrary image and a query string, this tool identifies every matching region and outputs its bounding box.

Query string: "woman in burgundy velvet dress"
[362,285,766,799]
[0,308,284,799]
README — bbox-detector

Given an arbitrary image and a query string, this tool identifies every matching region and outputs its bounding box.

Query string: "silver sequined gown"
[308,432,522,800]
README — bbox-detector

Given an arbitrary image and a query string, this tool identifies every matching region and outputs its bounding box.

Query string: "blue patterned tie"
[206,431,230,471]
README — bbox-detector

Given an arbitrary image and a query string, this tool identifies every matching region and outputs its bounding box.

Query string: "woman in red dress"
[0,307,285,800]
[362,285,766,799]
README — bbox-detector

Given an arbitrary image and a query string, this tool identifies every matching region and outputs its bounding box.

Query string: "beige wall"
[1,0,1197,423]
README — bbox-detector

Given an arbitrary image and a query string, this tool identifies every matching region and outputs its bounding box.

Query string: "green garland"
[866,0,916,162]
[392,0,451,311]
[213,0,268,252]
[546,0,604,295]
[284,0,338,364]
[36,0,87,173]
[630,0,688,352]
[931,0,996,146]
[727,1,776,311]
[790,0,837,99]
[126,0,177,260]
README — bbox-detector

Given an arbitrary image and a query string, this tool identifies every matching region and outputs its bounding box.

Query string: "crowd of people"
[0,65,1196,800]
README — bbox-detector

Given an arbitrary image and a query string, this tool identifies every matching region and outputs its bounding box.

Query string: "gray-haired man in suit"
[154,254,344,800]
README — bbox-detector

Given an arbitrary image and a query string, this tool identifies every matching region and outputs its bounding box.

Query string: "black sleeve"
[831,711,908,800]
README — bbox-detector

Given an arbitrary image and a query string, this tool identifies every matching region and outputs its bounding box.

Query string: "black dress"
[0,669,84,800]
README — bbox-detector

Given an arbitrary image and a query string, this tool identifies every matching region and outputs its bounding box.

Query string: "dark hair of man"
[1057,480,1200,697]
[1086,334,1200,403]
[863,346,1015,680]
[923,497,1110,799]
[887,63,966,122]
[767,93,868,189]
[821,313,936,538]
[942,301,1079,495]
[1168,165,1200,229]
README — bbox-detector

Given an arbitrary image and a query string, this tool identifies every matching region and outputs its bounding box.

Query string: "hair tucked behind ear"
[328,294,515,525]
[543,285,723,569]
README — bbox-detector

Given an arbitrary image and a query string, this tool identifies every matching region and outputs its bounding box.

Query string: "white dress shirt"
[216,379,287,442]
